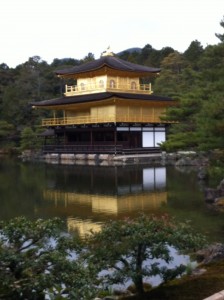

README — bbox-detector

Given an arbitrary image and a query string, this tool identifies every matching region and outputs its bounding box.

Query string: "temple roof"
[55,55,161,77]
[31,92,173,108]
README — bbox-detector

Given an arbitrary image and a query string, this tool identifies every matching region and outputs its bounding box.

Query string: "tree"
[0,120,16,149]
[20,127,37,150]
[196,96,224,150]
[81,52,95,63]
[158,32,224,152]
[0,64,15,120]
[161,51,187,74]
[159,88,204,151]
[215,16,224,42]
[193,42,224,150]
[184,40,204,69]
[1,57,53,128]
[86,214,206,296]
[0,217,98,300]
[154,51,190,98]
[139,44,153,63]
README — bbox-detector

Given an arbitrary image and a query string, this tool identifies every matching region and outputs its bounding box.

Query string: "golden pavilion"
[32,48,175,154]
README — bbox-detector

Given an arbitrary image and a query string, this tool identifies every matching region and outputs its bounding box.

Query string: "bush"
[0,217,98,300]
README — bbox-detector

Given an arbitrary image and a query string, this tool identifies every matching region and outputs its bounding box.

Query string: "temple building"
[32,48,175,154]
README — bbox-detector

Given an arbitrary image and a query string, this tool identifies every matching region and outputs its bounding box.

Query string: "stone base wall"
[19,150,210,167]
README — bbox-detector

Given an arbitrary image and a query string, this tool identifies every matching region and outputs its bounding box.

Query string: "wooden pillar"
[90,128,93,146]
[114,127,117,154]
[63,128,66,145]
[128,127,131,148]
[53,110,56,125]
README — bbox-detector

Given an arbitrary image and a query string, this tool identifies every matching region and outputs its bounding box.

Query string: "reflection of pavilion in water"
[41,165,167,236]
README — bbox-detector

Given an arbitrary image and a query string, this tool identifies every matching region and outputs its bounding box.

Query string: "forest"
[0,17,223,152]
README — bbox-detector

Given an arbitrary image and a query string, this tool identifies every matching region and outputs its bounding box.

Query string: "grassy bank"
[124,260,224,300]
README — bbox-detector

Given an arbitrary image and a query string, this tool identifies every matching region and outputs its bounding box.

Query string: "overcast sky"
[0,0,223,68]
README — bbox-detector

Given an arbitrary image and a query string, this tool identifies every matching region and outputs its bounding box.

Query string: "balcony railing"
[41,113,167,127]
[64,82,152,96]
[42,144,161,155]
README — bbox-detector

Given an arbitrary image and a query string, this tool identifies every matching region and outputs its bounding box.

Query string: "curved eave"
[55,56,161,79]
[58,68,160,79]
[31,92,175,110]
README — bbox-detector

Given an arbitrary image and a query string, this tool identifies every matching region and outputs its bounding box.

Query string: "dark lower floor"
[42,124,168,154]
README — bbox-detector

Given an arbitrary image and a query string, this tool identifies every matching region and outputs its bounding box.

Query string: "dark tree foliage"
[0,217,98,300]
[0,120,17,149]
[155,18,224,151]
[80,52,95,64]
[215,16,224,42]
[0,215,206,299]
[51,57,80,68]
[183,40,204,70]
[0,65,16,116]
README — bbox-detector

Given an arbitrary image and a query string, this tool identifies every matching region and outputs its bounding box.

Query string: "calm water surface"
[0,157,223,242]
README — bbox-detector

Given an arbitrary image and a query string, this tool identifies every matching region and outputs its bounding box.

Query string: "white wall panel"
[142,132,154,147]
[155,132,166,146]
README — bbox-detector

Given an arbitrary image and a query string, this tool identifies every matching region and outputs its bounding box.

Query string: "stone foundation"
[20,150,210,167]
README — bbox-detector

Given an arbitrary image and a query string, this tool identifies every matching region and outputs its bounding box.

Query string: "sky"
[0,0,223,68]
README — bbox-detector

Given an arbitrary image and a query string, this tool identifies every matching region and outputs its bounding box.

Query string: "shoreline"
[19,150,209,167]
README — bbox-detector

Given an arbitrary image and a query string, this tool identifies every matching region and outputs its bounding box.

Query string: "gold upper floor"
[41,99,172,126]
[64,75,152,96]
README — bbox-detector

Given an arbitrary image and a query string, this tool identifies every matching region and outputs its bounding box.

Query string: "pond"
[0,157,223,243]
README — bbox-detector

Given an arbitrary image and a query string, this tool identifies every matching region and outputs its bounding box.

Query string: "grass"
[122,260,224,300]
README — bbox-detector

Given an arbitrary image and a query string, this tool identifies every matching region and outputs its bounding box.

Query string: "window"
[109,79,116,88]
[99,80,104,88]
[131,81,137,90]
[80,83,85,90]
